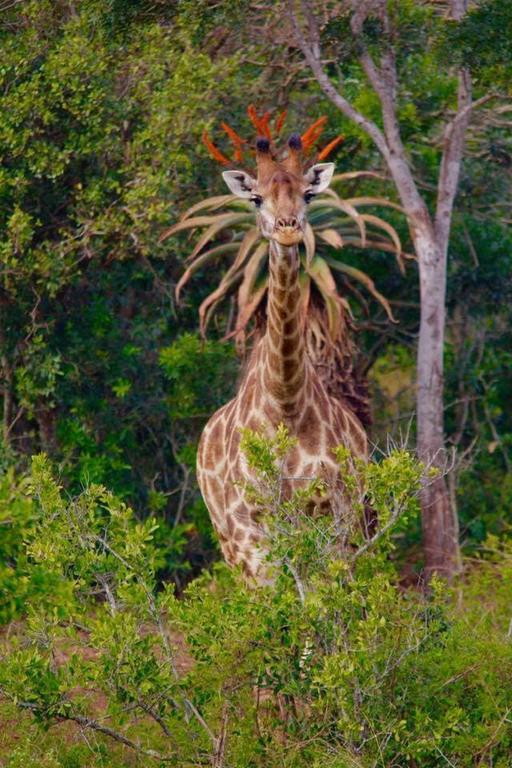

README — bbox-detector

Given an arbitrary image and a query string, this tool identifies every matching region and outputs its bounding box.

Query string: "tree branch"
[352,502,402,559]
[450,92,496,132]
[284,557,306,604]
[293,1,434,233]
[434,68,472,250]
[288,0,389,157]
[299,0,321,59]
[93,534,217,748]
[0,692,181,763]
[138,701,173,738]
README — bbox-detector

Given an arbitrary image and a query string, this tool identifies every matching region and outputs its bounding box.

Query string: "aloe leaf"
[332,171,387,184]
[306,256,343,337]
[199,270,244,336]
[237,241,269,314]
[344,196,404,213]
[233,275,268,346]
[175,243,239,302]
[179,194,240,220]
[159,212,246,243]
[307,256,336,292]
[310,192,367,246]
[303,223,316,267]
[184,213,254,263]
[359,213,404,273]
[317,228,344,250]
[325,257,397,322]
[226,227,262,276]
[336,237,415,262]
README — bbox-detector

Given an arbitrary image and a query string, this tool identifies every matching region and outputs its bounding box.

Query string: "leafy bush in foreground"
[1,442,511,767]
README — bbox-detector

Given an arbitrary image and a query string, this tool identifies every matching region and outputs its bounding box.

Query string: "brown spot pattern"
[196,233,367,581]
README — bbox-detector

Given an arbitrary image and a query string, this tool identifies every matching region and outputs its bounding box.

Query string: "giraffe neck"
[261,240,306,415]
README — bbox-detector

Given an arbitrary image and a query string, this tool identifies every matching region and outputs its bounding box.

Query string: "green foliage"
[0,1,243,574]
[0,469,39,624]
[177,0,252,46]
[1,443,512,766]
[160,333,237,420]
[444,0,512,85]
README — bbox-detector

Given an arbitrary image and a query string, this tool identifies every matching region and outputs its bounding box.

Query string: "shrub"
[1,442,511,766]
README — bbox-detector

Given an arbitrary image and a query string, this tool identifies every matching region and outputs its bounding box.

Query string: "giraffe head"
[222,134,335,246]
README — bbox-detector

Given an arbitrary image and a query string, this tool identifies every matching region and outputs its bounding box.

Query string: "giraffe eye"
[250,195,263,208]
[304,190,314,204]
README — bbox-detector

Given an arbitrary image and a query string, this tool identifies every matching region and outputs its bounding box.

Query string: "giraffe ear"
[304,162,335,195]
[222,170,257,199]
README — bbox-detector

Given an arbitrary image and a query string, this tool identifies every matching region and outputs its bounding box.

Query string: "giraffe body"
[197,240,366,579]
[194,130,368,579]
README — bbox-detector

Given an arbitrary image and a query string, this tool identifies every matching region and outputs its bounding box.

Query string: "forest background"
[1,1,512,767]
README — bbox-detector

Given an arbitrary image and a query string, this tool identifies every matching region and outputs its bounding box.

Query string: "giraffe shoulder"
[199,399,237,471]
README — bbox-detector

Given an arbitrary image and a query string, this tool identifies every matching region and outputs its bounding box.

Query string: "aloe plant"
[162,172,408,350]
[160,106,411,425]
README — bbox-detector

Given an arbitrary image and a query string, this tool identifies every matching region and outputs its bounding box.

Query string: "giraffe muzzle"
[273,217,303,245]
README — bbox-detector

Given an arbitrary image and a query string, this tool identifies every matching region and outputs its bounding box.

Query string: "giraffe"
[196,132,367,580]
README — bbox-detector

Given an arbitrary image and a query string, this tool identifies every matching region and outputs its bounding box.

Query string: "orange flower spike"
[303,122,327,147]
[221,122,246,163]
[247,105,273,138]
[305,130,322,149]
[247,104,261,133]
[202,130,231,166]
[301,121,321,147]
[221,122,246,149]
[317,134,345,161]
[259,111,272,139]
[275,110,287,134]
[308,115,328,133]
[301,115,328,150]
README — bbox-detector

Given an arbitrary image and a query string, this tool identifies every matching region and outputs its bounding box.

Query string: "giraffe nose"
[276,216,299,230]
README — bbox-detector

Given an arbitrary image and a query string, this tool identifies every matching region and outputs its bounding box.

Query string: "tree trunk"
[415,229,460,580]
[2,357,13,447]
[383,156,462,580]
[37,405,57,454]
[288,0,469,580]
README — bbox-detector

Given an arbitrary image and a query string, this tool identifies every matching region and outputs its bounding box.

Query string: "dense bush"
[0,0,246,575]
[1,440,511,767]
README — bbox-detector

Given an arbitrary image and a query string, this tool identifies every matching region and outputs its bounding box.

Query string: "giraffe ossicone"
[196,122,367,581]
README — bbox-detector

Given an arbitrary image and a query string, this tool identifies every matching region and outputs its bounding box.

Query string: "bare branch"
[211,702,229,768]
[138,701,173,738]
[285,2,434,235]
[0,692,182,763]
[96,574,118,614]
[450,92,497,132]
[352,502,402,559]
[299,0,321,59]
[351,2,396,104]
[92,534,217,747]
[0,0,27,12]
[449,0,468,22]
[288,0,389,157]
[435,68,473,250]
[433,17,498,250]
[284,557,306,604]
[358,48,388,101]
[350,0,382,35]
